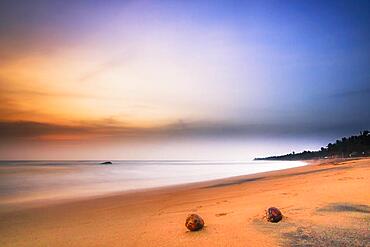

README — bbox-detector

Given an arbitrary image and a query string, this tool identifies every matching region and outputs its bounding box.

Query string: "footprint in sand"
[215,212,230,217]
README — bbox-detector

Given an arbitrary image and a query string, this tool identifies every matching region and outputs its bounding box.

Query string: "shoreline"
[0,158,369,246]
[0,160,306,210]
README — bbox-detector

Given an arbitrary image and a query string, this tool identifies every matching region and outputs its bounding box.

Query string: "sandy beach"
[1,1,369,246]
[0,158,369,246]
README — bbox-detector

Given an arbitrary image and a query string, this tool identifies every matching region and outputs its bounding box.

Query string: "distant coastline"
[255,131,370,161]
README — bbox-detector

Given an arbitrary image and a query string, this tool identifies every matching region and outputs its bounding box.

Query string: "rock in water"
[100,161,112,165]
[266,207,283,223]
[185,214,204,231]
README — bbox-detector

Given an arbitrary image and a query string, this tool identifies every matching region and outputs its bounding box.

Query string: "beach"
[0,158,369,246]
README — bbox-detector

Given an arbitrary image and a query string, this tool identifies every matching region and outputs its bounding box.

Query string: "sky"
[0,0,369,160]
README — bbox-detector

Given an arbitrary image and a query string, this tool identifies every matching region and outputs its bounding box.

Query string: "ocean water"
[0,160,305,205]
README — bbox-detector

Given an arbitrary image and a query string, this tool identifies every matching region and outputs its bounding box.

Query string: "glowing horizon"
[0,0,369,159]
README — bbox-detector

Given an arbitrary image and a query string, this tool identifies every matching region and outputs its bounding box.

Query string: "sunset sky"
[0,0,369,160]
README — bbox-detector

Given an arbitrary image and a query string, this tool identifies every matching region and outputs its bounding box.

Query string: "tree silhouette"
[255,130,370,160]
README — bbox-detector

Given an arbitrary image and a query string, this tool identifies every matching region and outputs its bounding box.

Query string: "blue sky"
[0,0,369,159]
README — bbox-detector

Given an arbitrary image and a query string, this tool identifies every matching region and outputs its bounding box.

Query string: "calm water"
[0,160,305,205]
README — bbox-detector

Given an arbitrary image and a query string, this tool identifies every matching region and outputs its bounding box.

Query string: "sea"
[0,160,305,206]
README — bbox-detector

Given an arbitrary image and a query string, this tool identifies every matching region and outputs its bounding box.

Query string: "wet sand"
[0,158,369,246]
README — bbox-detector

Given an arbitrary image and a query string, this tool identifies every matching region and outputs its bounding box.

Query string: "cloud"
[0,118,366,143]
[1,88,98,99]
[0,76,115,100]
[79,52,134,82]
[0,121,88,139]
[0,86,87,121]
[0,85,37,120]
[0,120,163,141]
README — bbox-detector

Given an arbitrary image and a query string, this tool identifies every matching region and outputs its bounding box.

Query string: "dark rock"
[100,161,113,165]
[185,214,204,231]
[266,207,283,223]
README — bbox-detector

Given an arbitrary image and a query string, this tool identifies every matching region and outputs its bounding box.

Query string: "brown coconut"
[185,214,204,231]
[266,207,283,223]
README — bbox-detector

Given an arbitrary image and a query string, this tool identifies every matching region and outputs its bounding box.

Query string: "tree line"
[254,130,370,160]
